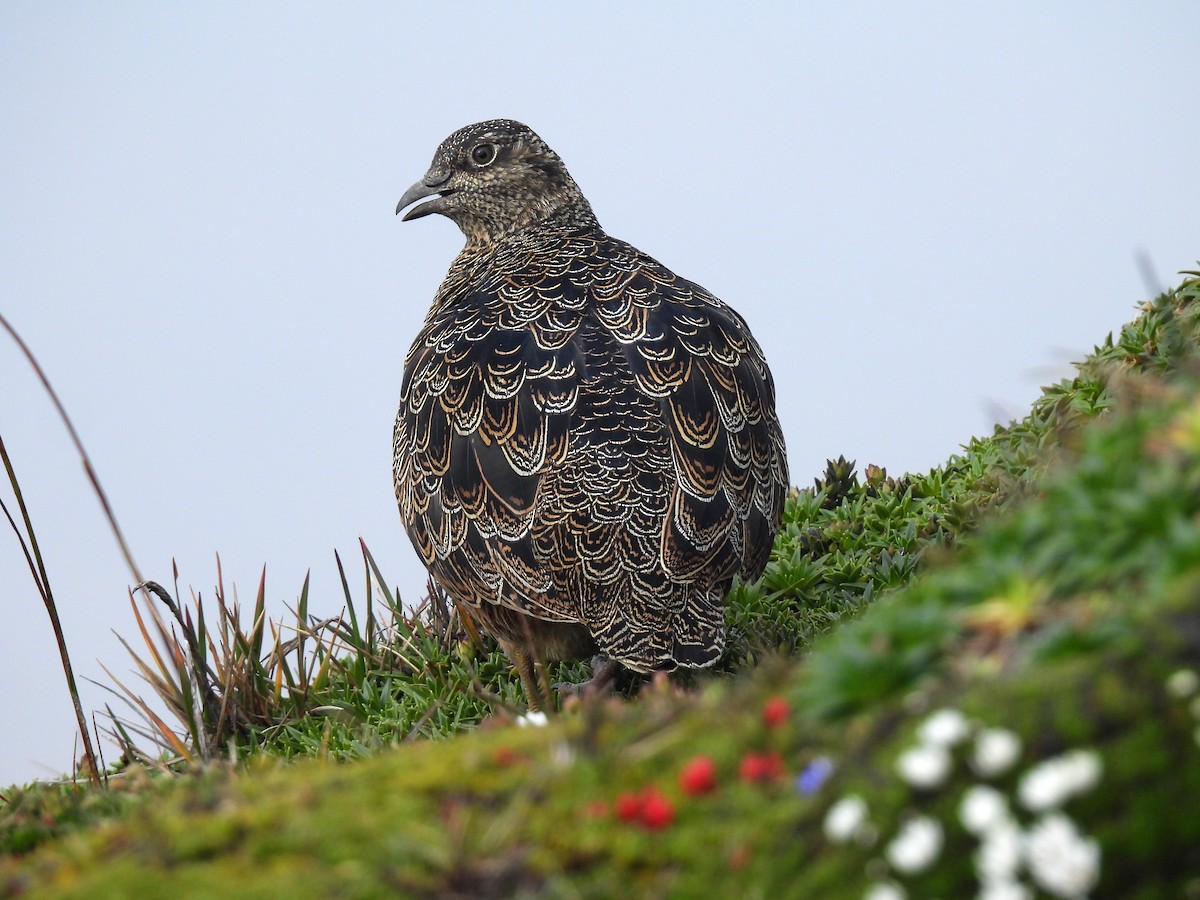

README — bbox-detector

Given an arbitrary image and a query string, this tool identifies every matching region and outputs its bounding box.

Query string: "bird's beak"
[396,170,453,221]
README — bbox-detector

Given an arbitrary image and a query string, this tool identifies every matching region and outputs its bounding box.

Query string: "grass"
[1,269,1199,896]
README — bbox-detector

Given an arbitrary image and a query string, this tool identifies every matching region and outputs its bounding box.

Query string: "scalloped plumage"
[393,120,788,700]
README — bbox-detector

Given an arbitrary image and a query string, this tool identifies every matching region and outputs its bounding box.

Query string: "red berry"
[763,696,790,729]
[638,788,675,829]
[679,755,718,796]
[615,792,643,823]
[739,754,766,782]
[739,751,786,783]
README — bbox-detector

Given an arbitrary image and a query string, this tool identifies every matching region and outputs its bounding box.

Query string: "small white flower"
[1017,749,1102,812]
[885,815,944,874]
[863,881,906,900]
[1024,813,1101,898]
[972,728,1022,777]
[516,711,548,728]
[960,784,1011,835]
[977,878,1032,900]
[919,707,973,746]
[1058,749,1102,795]
[896,742,952,789]
[1017,762,1066,812]
[824,794,869,843]
[1166,668,1200,698]
[975,820,1024,883]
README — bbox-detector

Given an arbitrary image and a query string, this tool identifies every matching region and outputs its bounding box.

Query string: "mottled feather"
[393,120,788,681]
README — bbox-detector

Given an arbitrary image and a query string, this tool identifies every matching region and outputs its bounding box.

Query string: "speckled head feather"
[393,120,789,704]
[396,119,597,247]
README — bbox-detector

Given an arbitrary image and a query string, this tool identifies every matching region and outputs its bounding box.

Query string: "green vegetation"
[2,271,1199,897]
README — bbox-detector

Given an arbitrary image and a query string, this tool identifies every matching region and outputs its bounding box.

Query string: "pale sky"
[3,3,1198,785]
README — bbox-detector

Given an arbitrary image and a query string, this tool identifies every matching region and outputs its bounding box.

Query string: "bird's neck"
[458,192,600,253]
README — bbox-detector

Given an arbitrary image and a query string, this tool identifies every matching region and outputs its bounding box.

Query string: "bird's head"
[396,119,596,246]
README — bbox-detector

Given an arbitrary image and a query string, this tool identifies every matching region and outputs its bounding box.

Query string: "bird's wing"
[606,247,789,585]
[394,276,587,623]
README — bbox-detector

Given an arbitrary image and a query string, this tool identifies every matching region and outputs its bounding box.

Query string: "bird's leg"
[555,654,622,699]
[503,642,547,712]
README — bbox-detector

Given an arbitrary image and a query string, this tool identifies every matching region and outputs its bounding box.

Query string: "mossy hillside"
[2,272,1199,896]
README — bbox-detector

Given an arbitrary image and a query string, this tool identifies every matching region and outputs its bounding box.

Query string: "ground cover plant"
[1,271,1198,897]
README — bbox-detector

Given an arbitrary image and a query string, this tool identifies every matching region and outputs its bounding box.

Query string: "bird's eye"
[470,143,497,167]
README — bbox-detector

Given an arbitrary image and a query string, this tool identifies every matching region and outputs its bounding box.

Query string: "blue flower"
[796,755,835,794]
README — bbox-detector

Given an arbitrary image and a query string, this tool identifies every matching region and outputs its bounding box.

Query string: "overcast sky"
[3,4,1198,786]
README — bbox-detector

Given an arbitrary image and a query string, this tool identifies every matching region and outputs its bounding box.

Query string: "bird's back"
[394,220,788,672]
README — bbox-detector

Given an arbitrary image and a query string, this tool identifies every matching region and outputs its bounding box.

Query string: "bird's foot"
[554,655,622,699]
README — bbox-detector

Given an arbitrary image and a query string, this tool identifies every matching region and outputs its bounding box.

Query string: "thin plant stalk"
[0,312,145,585]
[0,433,100,783]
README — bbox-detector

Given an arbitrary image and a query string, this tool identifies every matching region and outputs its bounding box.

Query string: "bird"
[393,119,788,705]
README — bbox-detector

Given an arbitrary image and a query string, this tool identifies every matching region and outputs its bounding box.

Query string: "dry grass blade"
[124,591,179,689]
[97,662,194,762]
[0,430,100,783]
[109,631,188,723]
